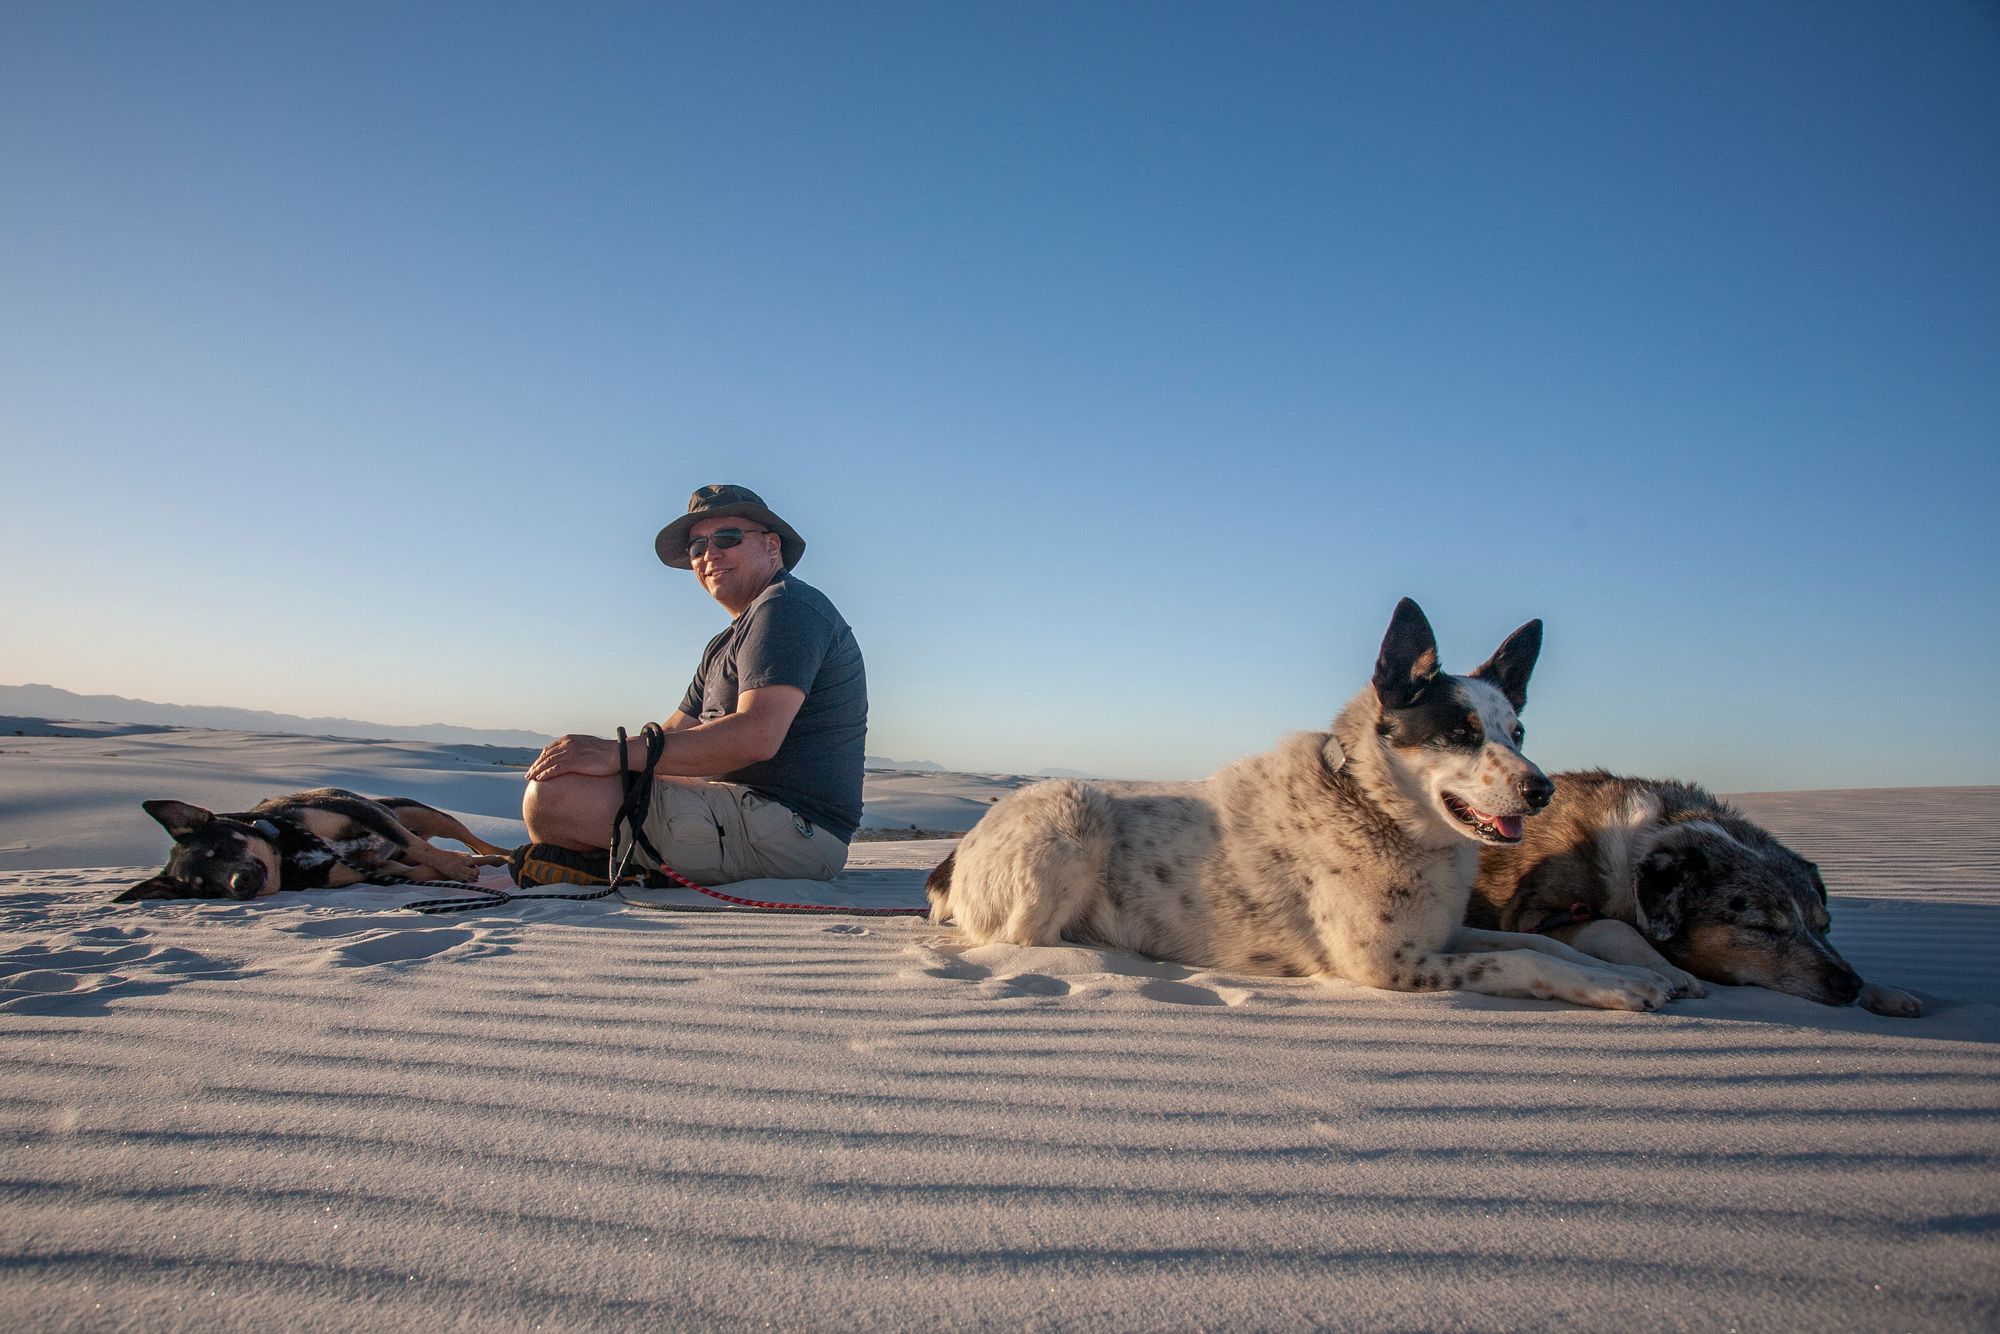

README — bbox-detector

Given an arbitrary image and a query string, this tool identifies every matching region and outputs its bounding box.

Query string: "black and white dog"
[116,788,508,902]
[927,599,1688,1011]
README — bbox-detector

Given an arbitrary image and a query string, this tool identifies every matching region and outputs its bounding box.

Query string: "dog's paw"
[1858,981,1922,1018]
[1650,962,1706,999]
[1584,971,1671,1012]
[425,852,483,882]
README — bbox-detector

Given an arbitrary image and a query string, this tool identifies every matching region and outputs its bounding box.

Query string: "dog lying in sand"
[1469,770,1922,1017]
[116,788,508,902]
[927,599,1689,1011]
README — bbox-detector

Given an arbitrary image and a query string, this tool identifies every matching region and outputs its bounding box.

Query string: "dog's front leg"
[371,858,448,883]
[321,861,368,889]
[1561,920,1705,998]
[388,835,484,883]
[1350,945,1672,1012]
[1456,924,1704,998]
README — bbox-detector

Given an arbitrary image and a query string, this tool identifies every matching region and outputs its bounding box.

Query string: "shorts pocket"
[738,793,832,880]
[668,815,726,881]
[640,784,729,881]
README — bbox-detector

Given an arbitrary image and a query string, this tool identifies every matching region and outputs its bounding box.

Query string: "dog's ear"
[1373,598,1441,711]
[1471,619,1543,711]
[1634,843,1709,942]
[112,874,180,903]
[1805,861,1829,904]
[142,799,213,839]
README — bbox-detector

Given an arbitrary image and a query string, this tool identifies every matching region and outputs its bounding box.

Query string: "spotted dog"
[926,599,1684,1011]
[116,788,509,902]
[1469,770,1922,1017]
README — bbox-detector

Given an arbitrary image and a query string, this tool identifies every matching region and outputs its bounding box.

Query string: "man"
[515,484,867,887]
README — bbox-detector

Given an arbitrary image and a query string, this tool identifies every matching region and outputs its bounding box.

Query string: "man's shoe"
[509,842,622,889]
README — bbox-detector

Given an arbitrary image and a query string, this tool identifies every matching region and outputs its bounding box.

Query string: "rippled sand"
[2,733,1995,1328]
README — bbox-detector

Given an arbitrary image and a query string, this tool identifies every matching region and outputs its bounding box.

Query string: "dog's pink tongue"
[1493,814,1524,841]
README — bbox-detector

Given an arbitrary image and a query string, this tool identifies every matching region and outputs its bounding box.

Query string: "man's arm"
[650,687,803,776]
[525,691,803,782]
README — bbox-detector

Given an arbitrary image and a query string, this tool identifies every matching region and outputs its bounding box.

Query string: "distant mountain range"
[862,756,945,771]
[865,757,1102,779]
[0,684,554,749]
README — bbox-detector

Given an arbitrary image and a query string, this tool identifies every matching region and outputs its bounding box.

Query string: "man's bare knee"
[523,776,621,850]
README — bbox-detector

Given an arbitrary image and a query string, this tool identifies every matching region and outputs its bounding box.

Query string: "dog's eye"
[1511,724,1525,744]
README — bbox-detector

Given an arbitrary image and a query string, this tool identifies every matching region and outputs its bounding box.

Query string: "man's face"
[688,514,783,610]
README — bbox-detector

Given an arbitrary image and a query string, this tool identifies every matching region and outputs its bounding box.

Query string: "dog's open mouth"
[1442,793,1524,845]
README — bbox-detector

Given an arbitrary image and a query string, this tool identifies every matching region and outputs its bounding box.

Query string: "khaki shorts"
[618,780,847,885]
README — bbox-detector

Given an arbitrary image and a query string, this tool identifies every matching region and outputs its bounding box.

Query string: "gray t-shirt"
[677,572,867,843]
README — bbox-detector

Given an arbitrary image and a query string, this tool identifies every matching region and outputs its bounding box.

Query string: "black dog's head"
[114,800,283,902]
[1632,822,1863,1007]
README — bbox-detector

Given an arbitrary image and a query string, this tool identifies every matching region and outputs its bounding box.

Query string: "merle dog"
[1469,770,1921,1016]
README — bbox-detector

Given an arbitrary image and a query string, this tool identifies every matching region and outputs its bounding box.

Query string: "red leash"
[635,860,929,916]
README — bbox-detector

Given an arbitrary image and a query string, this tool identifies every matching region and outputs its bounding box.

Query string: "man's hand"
[526,734,625,783]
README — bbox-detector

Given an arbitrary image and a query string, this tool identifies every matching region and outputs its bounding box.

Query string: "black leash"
[607,722,670,886]
[398,880,615,914]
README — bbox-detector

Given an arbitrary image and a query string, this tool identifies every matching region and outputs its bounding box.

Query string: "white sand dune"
[0,726,533,868]
[852,767,1037,833]
[1,734,1996,1328]
[0,727,1042,869]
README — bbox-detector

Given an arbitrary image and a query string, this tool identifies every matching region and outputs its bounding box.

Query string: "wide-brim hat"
[655,483,806,571]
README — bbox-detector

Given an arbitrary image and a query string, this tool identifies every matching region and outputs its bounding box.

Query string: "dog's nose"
[1520,772,1556,811]
[1826,964,1864,1006]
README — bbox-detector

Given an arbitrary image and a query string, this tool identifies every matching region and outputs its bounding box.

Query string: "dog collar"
[251,819,282,841]
[1532,901,1597,935]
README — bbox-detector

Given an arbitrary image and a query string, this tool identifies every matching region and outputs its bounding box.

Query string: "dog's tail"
[376,797,510,858]
[925,849,956,925]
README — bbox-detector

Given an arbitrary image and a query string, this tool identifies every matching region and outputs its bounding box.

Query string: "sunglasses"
[687,526,771,559]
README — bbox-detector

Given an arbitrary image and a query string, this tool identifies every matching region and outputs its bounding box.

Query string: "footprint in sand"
[273,913,516,970]
[1138,978,1238,1006]
[0,937,249,1013]
[990,972,1071,998]
[285,915,436,939]
[823,923,869,936]
[72,924,150,942]
[904,944,991,982]
[907,942,1254,1007]
[5,969,95,995]
[327,927,479,967]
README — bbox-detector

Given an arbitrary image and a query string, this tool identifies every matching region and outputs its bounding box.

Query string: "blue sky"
[3,1,1996,790]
